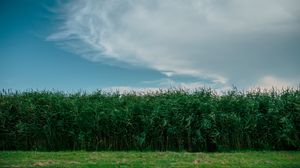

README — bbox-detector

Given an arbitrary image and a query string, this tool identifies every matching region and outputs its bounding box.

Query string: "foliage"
[0,88,299,151]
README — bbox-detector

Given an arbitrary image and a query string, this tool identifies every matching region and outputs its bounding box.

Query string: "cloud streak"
[48,0,300,89]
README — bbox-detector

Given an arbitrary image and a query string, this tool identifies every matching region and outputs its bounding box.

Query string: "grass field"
[0,151,300,168]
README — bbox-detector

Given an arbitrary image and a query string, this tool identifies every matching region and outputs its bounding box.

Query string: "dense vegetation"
[0,88,299,151]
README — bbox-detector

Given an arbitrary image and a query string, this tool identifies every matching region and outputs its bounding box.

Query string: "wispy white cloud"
[102,86,161,94]
[103,78,232,94]
[142,78,221,90]
[48,0,300,88]
[255,76,298,90]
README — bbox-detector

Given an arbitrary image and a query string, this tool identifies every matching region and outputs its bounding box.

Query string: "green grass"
[1,151,300,168]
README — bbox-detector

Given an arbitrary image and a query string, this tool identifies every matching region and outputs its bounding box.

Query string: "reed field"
[0,88,299,152]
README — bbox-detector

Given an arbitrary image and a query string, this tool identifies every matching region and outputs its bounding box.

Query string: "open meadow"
[1,151,300,168]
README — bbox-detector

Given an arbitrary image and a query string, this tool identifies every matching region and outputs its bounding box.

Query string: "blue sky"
[1,0,300,92]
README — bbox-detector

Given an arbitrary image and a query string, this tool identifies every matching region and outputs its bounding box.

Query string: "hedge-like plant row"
[0,88,299,151]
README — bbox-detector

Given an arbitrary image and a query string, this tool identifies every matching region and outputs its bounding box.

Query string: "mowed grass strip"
[0,151,299,168]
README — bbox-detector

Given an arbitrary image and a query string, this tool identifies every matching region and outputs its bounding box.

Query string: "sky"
[1,0,300,92]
